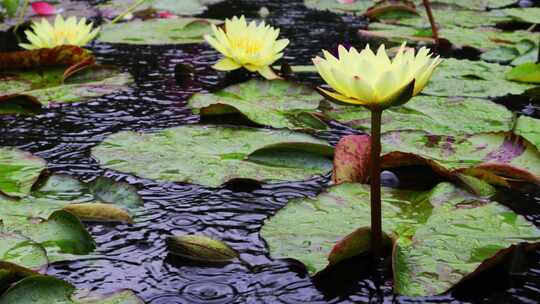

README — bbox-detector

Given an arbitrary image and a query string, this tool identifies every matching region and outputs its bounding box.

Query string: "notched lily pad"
[189,79,326,130]
[91,125,334,187]
[261,182,540,296]
[0,275,144,303]
[167,234,239,263]
[97,18,222,45]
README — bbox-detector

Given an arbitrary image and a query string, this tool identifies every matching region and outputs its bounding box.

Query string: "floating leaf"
[62,203,133,223]
[166,234,238,263]
[0,64,133,113]
[89,177,143,211]
[304,0,372,15]
[188,79,326,130]
[502,7,540,24]
[0,275,144,303]
[506,62,540,84]
[426,0,516,10]
[0,233,47,273]
[381,132,540,186]
[97,18,221,45]
[323,95,514,135]
[261,182,540,296]
[332,135,371,184]
[1,210,96,256]
[515,115,540,150]
[92,125,334,187]
[97,0,225,18]
[0,147,46,197]
[328,227,393,266]
[424,58,534,98]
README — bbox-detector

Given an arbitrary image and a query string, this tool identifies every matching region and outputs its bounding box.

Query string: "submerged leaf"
[167,234,239,263]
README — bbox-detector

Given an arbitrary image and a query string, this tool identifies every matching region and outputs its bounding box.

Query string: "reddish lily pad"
[332,134,371,184]
[261,182,540,296]
[0,45,94,70]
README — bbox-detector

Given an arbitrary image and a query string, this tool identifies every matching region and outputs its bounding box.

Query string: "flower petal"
[212,57,242,71]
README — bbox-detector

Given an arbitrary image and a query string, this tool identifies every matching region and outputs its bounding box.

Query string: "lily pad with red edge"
[188,79,327,130]
[0,275,144,303]
[0,64,133,114]
[260,182,540,296]
[0,45,94,70]
[381,131,540,187]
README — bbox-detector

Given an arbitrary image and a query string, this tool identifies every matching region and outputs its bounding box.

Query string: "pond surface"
[1,0,540,303]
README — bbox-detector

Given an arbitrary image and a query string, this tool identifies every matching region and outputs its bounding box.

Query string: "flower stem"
[110,0,148,25]
[422,0,439,44]
[370,109,383,259]
[536,35,539,64]
[13,0,29,33]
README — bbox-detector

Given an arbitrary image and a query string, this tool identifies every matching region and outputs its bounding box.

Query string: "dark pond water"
[2,0,540,303]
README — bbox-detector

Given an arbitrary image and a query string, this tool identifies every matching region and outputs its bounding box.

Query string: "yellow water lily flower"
[313,43,442,109]
[19,15,100,50]
[204,15,289,80]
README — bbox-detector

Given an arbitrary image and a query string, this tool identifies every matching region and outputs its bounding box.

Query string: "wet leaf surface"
[304,0,372,15]
[0,147,46,197]
[0,65,133,113]
[97,18,222,45]
[189,79,325,130]
[0,275,144,303]
[261,182,540,296]
[92,125,334,187]
[167,234,239,263]
[97,0,225,18]
[506,62,540,84]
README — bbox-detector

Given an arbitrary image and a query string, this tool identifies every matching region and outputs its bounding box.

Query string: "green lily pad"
[188,80,326,130]
[0,233,47,272]
[429,0,516,10]
[97,0,224,18]
[91,125,334,187]
[502,7,540,24]
[515,115,540,150]
[506,62,540,84]
[0,275,144,304]
[261,182,540,296]
[480,39,537,65]
[424,58,534,98]
[1,210,96,257]
[97,18,221,45]
[304,0,373,15]
[397,7,511,29]
[323,95,513,135]
[0,65,133,113]
[0,147,46,197]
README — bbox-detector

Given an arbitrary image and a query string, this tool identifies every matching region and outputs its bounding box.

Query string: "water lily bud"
[204,15,289,80]
[313,43,442,110]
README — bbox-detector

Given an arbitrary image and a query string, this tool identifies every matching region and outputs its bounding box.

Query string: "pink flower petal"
[157,11,175,19]
[31,2,56,16]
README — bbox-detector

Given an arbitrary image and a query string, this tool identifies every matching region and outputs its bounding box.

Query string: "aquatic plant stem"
[110,0,147,25]
[370,109,383,259]
[537,35,539,64]
[13,0,29,34]
[422,0,439,44]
